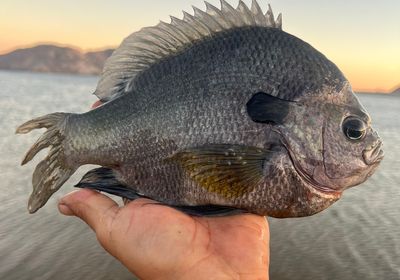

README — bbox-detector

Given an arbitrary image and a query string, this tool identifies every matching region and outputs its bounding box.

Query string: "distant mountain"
[0,45,114,75]
[391,87,400,95]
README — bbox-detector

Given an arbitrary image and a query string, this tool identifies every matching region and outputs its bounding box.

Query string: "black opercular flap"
[246,92,293,124]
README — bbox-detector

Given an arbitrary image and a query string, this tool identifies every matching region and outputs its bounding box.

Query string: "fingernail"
[58,202,74,216]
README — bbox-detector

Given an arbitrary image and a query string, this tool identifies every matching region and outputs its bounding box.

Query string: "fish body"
[17,0,383,217]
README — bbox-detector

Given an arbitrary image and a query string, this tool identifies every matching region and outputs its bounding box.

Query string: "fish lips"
[363,140,384,165]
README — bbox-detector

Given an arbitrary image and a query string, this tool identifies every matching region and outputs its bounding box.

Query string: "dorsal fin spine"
[163,20,193,43]
[192,6,224,32]
[204,2,233,29]
[251,0,266,26]
[170,16,203,40]
[158,22,189,45]
[265,4,275,27]
[183,11,212,36]
[220,0,245,26]
[237,1,257,25]
[276,14,282,29]
[94,0,283,101]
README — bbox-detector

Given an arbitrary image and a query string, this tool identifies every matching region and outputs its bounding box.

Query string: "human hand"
[58,189,270,280]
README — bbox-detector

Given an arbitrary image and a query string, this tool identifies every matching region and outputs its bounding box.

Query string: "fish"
[16,0,383,217]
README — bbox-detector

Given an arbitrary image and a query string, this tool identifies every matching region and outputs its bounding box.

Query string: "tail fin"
[16,113,77,213]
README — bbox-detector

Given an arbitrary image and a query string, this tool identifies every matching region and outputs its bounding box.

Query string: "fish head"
[319,85,384,191]
[271,83,384,195]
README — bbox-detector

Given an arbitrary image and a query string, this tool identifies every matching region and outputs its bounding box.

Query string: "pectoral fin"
[169,144,268,198]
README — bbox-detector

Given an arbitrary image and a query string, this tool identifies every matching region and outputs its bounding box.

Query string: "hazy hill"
[0,45,114,75]
[391,87,400,95]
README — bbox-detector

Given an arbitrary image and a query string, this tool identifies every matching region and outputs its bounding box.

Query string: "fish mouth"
[363,140,384,165]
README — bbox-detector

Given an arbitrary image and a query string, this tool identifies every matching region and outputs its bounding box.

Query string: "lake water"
[0,70,399,280]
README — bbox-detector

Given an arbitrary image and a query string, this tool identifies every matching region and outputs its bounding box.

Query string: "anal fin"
[172,204,246,216]
[75,167,146,200]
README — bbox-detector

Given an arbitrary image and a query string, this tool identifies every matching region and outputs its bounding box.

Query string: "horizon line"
[1,42,398,94]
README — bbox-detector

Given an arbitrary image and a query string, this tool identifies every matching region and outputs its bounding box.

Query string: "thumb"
[58,189,120,234]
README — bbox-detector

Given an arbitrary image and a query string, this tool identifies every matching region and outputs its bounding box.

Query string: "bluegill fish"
[17,0,383,217]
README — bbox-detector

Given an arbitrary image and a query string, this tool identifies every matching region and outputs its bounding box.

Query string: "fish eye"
[342,117,367,141]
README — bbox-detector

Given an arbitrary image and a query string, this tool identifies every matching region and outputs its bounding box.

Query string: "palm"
[96,198,269,280]
[59,190,269,279]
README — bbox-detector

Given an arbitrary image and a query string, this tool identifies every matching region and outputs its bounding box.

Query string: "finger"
[58,189,119,233]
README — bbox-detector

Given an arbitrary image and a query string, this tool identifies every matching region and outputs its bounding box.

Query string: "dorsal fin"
[94,0,283,102]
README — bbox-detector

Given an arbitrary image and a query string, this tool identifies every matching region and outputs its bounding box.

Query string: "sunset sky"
[1,0,399,92]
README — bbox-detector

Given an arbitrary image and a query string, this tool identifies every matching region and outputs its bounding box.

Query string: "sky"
[1,0,399,92]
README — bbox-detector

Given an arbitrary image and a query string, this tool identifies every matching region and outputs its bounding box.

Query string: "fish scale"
[17,0,382,216]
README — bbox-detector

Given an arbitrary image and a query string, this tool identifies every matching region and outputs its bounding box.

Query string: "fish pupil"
[342,118,366,141]
[346,128,363,140]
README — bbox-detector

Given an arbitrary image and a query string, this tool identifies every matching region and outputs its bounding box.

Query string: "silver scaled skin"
[17,1,383,217]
